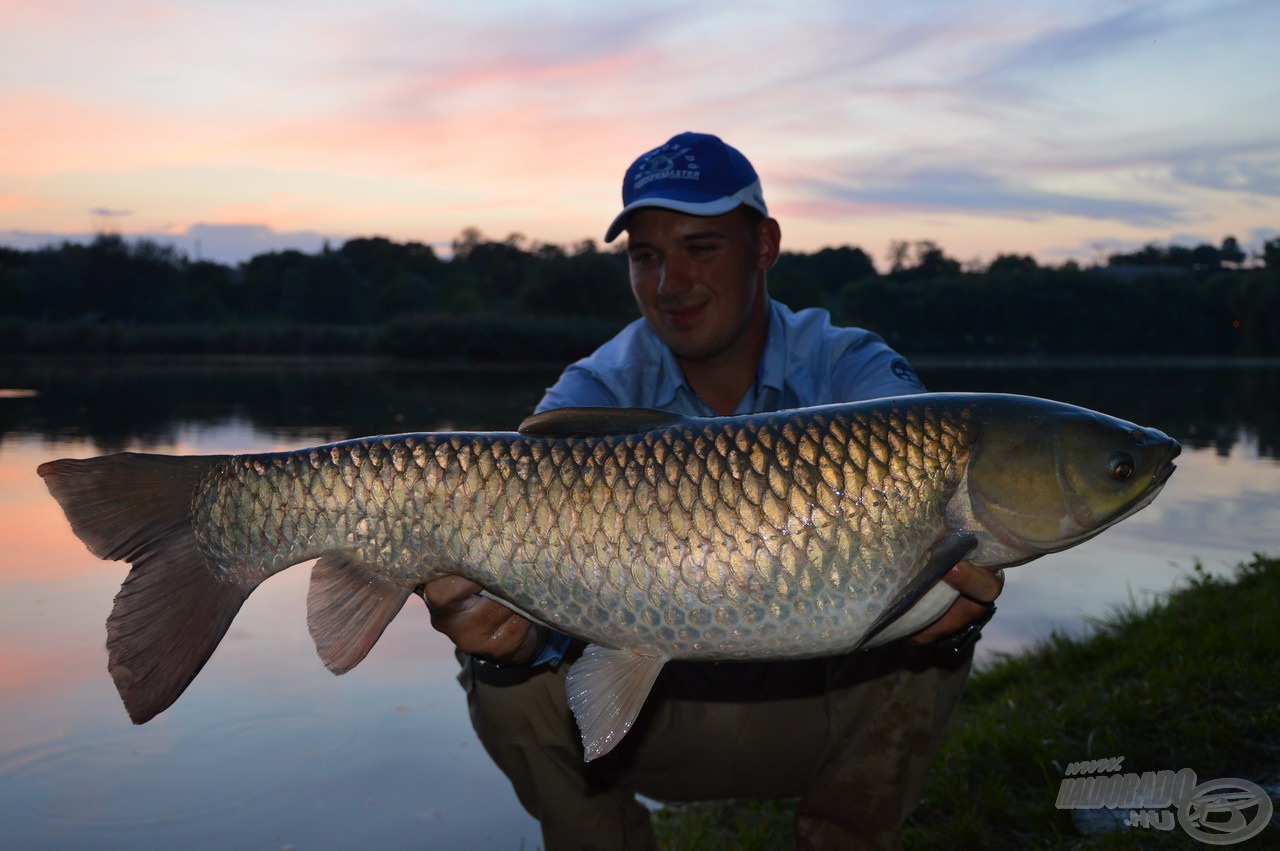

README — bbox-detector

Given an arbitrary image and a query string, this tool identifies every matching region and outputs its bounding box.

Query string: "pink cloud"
[0,91,211,176]
[0,194,44,214]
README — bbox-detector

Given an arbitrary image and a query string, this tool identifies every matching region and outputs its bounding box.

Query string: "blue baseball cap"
[604,132,769,243]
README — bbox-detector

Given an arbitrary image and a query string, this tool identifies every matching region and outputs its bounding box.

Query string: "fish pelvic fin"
[565,645,667,762]
[37,452,246,724]
[306,551,411,675]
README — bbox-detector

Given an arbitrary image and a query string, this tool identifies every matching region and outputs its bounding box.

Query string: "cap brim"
[604,195,745,243]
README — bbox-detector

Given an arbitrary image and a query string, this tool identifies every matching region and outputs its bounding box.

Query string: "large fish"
[39,393,1178,760]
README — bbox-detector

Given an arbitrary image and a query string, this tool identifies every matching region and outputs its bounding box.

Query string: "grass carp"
[38,392,1179,760]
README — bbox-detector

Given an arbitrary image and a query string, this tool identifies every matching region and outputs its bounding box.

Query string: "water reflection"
[2,358,1278,848]
[0,357,561,452]
[5,357,1279,460]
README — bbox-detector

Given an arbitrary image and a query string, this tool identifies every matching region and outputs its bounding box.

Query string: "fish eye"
[1110,451,1136,481]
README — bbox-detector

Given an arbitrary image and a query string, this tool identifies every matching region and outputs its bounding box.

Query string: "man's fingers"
[942,561,1004,605]
[907,596,991,646]
[418,576,541,664]
[421,575,484,611]
[906,561,1003,646]
[475,602,531,641]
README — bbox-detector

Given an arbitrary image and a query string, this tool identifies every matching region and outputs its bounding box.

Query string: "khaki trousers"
[459,641,971,851]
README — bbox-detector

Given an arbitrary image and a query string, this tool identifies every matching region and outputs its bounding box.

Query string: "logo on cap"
[634,142,701,190]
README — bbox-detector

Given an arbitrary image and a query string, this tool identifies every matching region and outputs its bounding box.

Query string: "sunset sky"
[2,0,1277,268]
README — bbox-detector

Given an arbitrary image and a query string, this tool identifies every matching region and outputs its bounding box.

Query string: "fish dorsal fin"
[518,406,686,438]
[307,551,411,675]
[859,532,978,648]
[565,645,668,761]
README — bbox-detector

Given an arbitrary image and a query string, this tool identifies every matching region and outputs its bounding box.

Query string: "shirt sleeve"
[529,629,575,667]
[832,333,928,400]
[535,364,621,413]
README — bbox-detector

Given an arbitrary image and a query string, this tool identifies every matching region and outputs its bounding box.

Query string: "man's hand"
[420,576,545,666]
[907,561,1004,646]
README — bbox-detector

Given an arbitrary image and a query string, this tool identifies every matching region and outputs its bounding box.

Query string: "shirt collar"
[758,302,788,395]
[646,301,788,415]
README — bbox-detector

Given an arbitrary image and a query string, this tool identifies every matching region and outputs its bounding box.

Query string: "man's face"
[625,208,780,364]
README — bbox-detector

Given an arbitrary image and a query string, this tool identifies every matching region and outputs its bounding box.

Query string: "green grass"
[652,555,1280,849]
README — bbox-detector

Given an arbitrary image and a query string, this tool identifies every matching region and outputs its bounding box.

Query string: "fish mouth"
[1154,439,1180,485]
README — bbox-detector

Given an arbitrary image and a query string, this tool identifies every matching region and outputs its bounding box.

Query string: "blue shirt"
[536,300,925,416]
[528,299,926,666]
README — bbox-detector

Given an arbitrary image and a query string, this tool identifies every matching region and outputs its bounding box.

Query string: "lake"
[2,357,1278,849]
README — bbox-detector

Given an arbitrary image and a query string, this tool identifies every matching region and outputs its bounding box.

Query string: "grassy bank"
[653,555,1280,849]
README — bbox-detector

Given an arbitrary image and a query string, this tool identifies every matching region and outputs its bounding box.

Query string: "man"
[423,132,1003,850]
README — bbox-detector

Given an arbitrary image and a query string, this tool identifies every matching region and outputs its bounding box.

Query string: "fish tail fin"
[38,453,249,723]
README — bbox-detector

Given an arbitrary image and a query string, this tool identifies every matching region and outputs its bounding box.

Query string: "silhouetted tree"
[341,237,443,285]
[278,252,372,324]
[772,245,876,309]
[521,240,633,320]
[1220,236,1246,266]
[182,260,236,321]
[770,272,827,311]
[238,250,311,317]
[987,254,1039,276]
[1261,237,1279,271]
[889,241,961,281]
[0,230,1276,359]
[447,228,538,306]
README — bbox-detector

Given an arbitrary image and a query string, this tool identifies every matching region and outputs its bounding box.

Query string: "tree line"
[0,230,1276,358]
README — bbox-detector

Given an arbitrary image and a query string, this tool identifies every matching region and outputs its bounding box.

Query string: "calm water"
[2,357,1278,849]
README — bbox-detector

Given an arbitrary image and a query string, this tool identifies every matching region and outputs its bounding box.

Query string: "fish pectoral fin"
[518,406,688,437]
[859,531,979,648]
[306,551,411,675]
[859,582,961,649]
[565,645,667,762]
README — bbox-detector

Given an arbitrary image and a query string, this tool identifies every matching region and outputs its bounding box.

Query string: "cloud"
[968,3,1173,86]
[1172,157,1280,198]
[800,167,1185,226]
[90,207,132,217]
[181,223,336,263]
